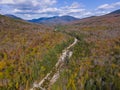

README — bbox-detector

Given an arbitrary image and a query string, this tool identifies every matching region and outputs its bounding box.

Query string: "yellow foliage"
[16,82,19,89]
[0,61,6,70]
[0,72,4,78]
[41,66,46,72]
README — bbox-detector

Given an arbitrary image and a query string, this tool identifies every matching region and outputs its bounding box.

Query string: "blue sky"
[0,0,120,19]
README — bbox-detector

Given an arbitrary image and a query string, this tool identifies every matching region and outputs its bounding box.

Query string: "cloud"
[94,1,120,16]
[97,2,120,10]
[9,1,90,19]
[0,0,58,19]
[1,0,118,19]
[69,2,80,9]
[0,0,57,9]
[59,2,85,16]
[0,0,56,5]
[57,2,92,18]
[94,11,110,16]
[0,0,14,4]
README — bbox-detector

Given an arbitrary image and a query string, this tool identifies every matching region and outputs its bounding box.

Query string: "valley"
[0,8,120,90]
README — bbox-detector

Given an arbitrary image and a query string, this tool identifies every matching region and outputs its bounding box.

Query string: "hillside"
[0,14,50,31]
[51,10,120,90]
[63,11,120,37]
[28,15,79,25]
[0,14,73,90]
[69,13,120,27]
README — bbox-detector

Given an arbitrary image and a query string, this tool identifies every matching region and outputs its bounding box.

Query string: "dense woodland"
[0,13,120,90]
[0,15,73,90]
[52,14,120,90]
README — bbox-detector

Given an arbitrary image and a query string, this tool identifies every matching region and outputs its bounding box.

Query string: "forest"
[0,9,120,90]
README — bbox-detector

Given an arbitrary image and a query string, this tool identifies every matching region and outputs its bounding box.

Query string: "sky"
[0,0,120,20]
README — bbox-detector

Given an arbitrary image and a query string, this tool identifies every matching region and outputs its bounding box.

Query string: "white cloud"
[32,0,39,6]
[0,0,14,4]
[94,11,110,16]
[24,14,32,18]
[37,7,58,13]
[0,0,57,8]
[13,9,21,13]
[98,4,114,10]
[42,0,57,6]
[97,2,120,10]
[58,2,87,17]
[15,0,27,4]
[95,1,120,16]
[70,2,80,9]
[10,1,89,19]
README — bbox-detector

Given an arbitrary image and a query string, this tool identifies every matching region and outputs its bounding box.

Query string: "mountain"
[67,9,120,28]
[109,9,120,14]
[28,15,79,25]
[0,14,51,32]
[5,14,22,20]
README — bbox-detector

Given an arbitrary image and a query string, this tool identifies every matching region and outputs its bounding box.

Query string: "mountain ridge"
[28,15,79,25]
[66,9,120,26]
[4,14,22,20]
[109,9,120,14]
